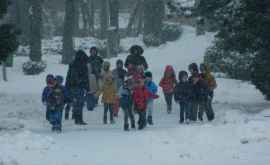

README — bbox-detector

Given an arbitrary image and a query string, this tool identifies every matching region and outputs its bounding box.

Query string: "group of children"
[42,57,216,132]
[160,63,217,124]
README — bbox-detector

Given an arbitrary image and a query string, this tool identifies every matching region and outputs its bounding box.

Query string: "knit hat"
[178,71,188,80]
[46,74,54,84]
[55,75,64,85]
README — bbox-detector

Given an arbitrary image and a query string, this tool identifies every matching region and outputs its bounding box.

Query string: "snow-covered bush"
[161,23,182,42]
[143,34,163,47]
[22,61,46,75]
[204,44,254,80]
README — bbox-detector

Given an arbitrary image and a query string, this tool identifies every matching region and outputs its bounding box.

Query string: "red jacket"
[159,65,176,94]
[132,86,150,112]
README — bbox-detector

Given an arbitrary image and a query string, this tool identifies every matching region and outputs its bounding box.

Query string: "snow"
[1,26,270,165]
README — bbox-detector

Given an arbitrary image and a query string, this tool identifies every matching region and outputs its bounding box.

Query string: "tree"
[29,0,42,62]
[0,0,19,81]
[62,0,76,64]
[107,0,120,57]
[99,0,109,39]
[143,0,165,46]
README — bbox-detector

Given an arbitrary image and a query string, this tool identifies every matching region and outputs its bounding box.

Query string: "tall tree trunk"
[81,0,90,35]
[62,0,76,64]
[99,0,109,39]
[108,0,119,57]
[74,0,80,36]
[2,61,7,82]
[143,0,165,42]
[89,0,95,35]
[29,0,42,62]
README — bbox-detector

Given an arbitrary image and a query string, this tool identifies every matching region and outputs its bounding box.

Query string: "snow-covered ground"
[1,26,270,165]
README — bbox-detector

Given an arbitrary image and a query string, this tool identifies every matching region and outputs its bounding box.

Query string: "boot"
[74,114,80,125]
[124,124,129,131]
[147,116,153,125]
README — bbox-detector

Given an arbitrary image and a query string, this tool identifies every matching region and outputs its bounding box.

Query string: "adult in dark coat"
[88,47,104,79]
[66,50,89,125]
[124,45,148,73]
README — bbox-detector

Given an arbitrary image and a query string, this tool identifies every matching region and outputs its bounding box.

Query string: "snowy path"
[1,27,270,165]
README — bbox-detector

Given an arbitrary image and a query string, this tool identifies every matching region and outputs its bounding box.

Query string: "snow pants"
[50,109,63,131]
[147,99,154,117]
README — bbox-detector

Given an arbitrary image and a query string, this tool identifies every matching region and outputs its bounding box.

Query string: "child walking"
[199,63,217,121]
[98,61,117,124]
[118,78,135,131]
[144,71,158,125]
[174,71,193,124]
[159,65,177,114]
[47,77,65,132]
[42,74,55,122]
[188,63,209,121]
[132,79,151,130]
[112,59,127,117]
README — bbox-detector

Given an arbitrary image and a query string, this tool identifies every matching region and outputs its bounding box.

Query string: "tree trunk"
[143,0,165,43]
[62,0,76,64]
[126,0,142,36]
[99,0,109,39]
[74,0,80,36]
[2,61,7,82]
[81,0,90,35]
[29,0,42,62]
[89,0,95,35]
[108,0,119,57]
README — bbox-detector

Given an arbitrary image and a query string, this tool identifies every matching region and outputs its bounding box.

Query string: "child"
[86,63,99,111]
[159,65,177,114]
[118,78,135,131]
[199,63,217,121]
[98,61,117,124]
[112,59,127,117]
[144,71,158,125]
[132,79,151,130]
[188,63,209,121]
[174,71,193,124]
[42,74,55,122]
[47,77,65,132]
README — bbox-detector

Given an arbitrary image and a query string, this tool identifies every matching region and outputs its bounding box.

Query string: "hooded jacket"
[159,65,177,94]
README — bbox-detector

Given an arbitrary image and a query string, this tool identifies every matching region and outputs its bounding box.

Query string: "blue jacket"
[145,81,158,101]
[42,86,53,103]
[59,85,71,103]
[118,86,133,110]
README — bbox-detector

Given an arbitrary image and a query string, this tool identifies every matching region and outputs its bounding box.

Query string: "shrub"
[161,23,182,42]
[22,61,46,75]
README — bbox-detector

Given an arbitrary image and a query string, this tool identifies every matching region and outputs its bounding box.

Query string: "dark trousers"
[71,88,85,123]
[191,99,208,121]
[164,93,173,112]
[50,110,63,131]
[123,108,135,127]
[179,101,190,123]
[104,103,114,123]
[190,100,199,121]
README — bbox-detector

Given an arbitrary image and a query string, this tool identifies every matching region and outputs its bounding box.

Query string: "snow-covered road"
[1,26,270,165]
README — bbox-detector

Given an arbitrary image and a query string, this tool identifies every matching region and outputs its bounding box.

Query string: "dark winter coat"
[124,54,148,70]
[174,81,193,102]
[66,52,89,92]
[47,84,65,111]
[189,75,209,101]
[112,68,127,90]
[88,55,104,78]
